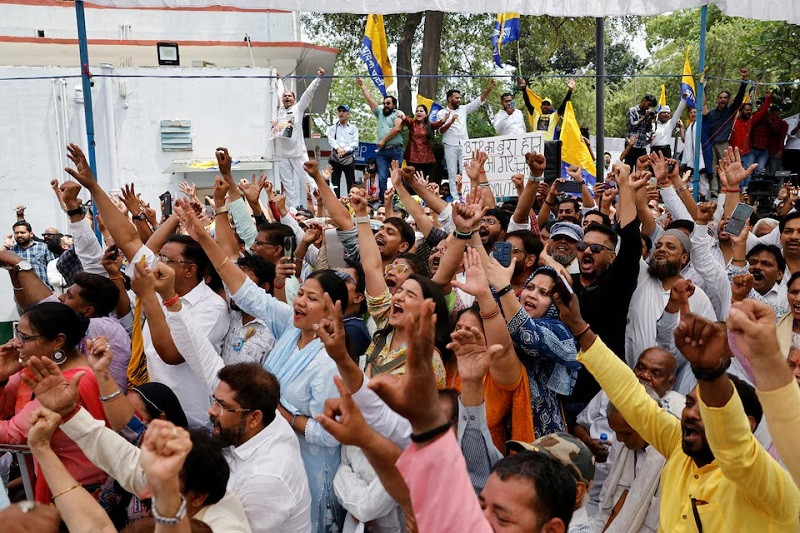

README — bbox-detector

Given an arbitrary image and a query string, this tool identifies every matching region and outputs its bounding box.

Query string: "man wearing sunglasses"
[565,165,644,429]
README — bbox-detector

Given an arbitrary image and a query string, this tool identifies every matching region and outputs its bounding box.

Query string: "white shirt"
[47,258,66,294]
[492,108,526,136]
[128,245,229,427]
[650,99,686,147]
[60,408,252,533]
[226,416,312,533]
[70,218,107,276]
[275,76,321,159]
[625,259,716,366]
[221,311,275,366]
[327,121,360,153]
[785,115,800,150]
[681,121,706,170]
[441,97,485,146]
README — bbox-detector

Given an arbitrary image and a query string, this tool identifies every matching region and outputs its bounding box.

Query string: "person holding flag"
[491,13,520,68]
[560,101,597,189]
[519,77,576,141]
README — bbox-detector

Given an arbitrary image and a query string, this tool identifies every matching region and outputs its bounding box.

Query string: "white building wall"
[0,64,277,321]
[0,3,297,42]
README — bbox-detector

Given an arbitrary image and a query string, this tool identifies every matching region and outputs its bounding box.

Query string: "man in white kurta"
[274,67,324,209]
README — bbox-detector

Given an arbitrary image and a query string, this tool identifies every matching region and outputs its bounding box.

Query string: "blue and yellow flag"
[681,47,696,108]
[492,13,521,68]
[416,94,444,122]
[560,101,596,186]
[359,15,393,97]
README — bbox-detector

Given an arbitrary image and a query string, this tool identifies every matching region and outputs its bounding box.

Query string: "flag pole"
[595,17,605,183]
[692,5,708,201]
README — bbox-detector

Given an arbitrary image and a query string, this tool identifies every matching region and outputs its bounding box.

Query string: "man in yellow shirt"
[553,290,799,531]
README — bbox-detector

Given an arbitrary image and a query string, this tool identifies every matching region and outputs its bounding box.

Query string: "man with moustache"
[477,208,510,254]
[729,243,787,317]
[209,363,311,533]
[566,164,644,424]
[625,229,716,366]
[557,295,799,531]
[8,220,54,289]
[548,221,582,274]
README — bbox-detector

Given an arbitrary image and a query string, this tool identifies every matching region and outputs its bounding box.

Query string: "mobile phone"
[159,191,172,219]
[556,181,583,194]
[283,235,297,260]
[724,203,755,236]
[603,181,618,190]
[493,241,512,267]
[109,244,119,261]
[552,273,574,305]
[667,161,676,174]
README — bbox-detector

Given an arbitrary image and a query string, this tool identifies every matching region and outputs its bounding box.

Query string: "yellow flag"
[561,101,596,180]
[524,86,543,130]
[359,15,393,96]
[659,84,667,110]
[682,47,696,107]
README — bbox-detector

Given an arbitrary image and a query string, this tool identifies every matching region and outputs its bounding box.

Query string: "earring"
[52,350,67,366]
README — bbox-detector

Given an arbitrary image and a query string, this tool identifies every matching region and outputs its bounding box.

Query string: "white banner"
[87,1,799,24]
[461,132,545,198]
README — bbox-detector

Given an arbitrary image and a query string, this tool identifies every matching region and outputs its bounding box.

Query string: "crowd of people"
[1,65,800,533]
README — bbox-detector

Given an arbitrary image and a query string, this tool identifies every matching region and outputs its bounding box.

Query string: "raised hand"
[119,183,143,215]
[695,202,717,225]
[313,294,349,365]
[274,257,296,286]
[239,174,266,205]
[303,160,321,179]
[59,181,82,211]
[484,255,516,291]
[178,180,196,199]
[350,191,369,217]
[27,407,62,451]
[317,67,325,77]
[666,278,694,314]
[140,419,192,492]
[368,300,447,434]
[174,198,207,242]
[628,170,649,192]
[674,313,728,370]
[566,77,577,91]
[315,375,374,447]
[447,326,503,383]
[215,147,233,176]
[636,154,651,173]
[450,247,491,297]
[731,273,755,302]
[465,150,488,183]
[451,198,485,234]
[212,176,230,208]
[722,146,757,188]
[727,299,781,365]
[511,173,524,194]
[101,245,123,277]
[301,222,323,246]
[649,151,669,184]
[0,338,22,382]
[525,151,546,178]
[566,165,584,183]
[20,356,83,417]
[84,336,114,377]
[65,143,96,188]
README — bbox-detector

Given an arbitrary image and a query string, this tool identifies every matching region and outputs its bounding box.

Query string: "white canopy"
[87,0,798,24]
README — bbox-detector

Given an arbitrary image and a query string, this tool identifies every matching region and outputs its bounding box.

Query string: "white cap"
[659,105,671,113]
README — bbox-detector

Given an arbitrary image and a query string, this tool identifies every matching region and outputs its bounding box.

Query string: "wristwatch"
[13,260,32,273]
[66,205,85,217]
[132,212,148,221]
[215,205,230,216]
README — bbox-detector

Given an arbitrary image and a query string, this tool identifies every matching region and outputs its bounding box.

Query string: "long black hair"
[374,273,454,362]
[24,301,90,350]
[416,104,433,141]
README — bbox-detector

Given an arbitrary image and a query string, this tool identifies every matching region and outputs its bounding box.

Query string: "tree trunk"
[418,11,445,100]
[396,12,423,112]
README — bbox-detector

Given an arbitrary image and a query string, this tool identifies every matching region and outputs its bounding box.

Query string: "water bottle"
[597,433,609,464]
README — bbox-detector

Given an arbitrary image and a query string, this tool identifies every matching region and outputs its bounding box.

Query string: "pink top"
[396,431,492,532]
[0,367,109,502]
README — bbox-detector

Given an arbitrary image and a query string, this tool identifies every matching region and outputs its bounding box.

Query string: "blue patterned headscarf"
[523,266,561,320]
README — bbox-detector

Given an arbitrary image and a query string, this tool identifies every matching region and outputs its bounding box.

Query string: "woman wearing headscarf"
[482,261,580,437]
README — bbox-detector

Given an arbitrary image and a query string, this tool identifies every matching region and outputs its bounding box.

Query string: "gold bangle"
[215,257,229,272]
[108,274,123,280]
[52,484,80,500]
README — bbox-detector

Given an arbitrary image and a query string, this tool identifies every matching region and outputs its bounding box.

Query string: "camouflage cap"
[507,432,595,485]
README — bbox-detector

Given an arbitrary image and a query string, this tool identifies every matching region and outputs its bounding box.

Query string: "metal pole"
[595,17,605,183]
[692,5,708,200]
[74,0,102,242]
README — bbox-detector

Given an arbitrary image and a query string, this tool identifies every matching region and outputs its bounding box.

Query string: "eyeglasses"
[335,270,356,285]
[209,396,252,414]
[481,218,499,226]
[14,324,43,343]
[252,240,278,248]
[156,253,195,265]
[385,263,411,275]
[42,232,57,238]
[577,242,614,254]
[510,246,525,254]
